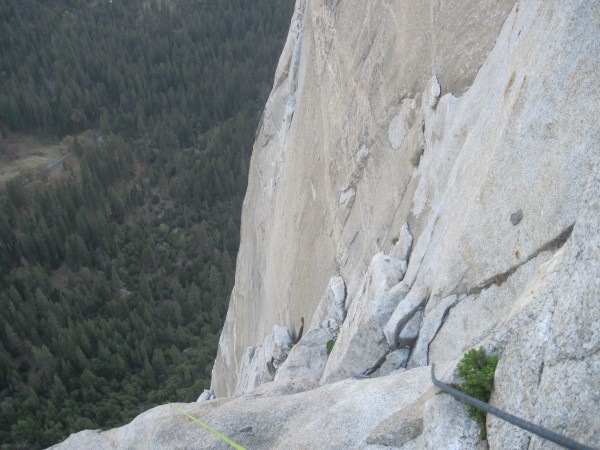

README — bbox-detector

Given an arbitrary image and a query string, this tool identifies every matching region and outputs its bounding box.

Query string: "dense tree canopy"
[0,0,294,448]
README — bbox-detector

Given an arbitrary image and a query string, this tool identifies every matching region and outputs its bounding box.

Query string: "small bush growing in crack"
[457,347,499,440]
[326,339,335,355]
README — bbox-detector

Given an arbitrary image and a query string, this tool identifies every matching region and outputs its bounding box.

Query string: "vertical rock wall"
[212,0,516,397]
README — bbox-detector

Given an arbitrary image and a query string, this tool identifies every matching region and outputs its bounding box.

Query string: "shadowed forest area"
[0,0,294,447]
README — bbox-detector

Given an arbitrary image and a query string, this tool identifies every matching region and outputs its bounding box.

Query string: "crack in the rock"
[371,351,391,373]
[407,214,442,287]
[354,349,391,378]
[424,226,574,367]
[537,361,545,385]
[459,223,574,297]
[544,345,600,366]
[425,295,462,365]
[383,176,413,247]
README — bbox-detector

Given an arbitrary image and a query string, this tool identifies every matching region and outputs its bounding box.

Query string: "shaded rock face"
[196,389,215,403]
[235,344,270,394]
[309,275,347,330]
[271,324,292,368]
[384,285,428,349]
[407,294,461,369]
[232,275,349,392]
[274,327,330,382]
[390,222,413,263]
[321,254,410,383]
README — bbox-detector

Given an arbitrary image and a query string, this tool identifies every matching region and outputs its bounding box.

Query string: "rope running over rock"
[430,364,596,450]
[169,403,246,450]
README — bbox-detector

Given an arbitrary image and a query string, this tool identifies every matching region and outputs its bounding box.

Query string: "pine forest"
[0,0,294,448]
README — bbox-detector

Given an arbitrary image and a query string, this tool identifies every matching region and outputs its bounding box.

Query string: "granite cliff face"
[212,0,518,397]
[54,1,599,448]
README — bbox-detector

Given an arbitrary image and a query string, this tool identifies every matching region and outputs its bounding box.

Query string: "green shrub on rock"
[456,347,499,439]
[326,339,335,354]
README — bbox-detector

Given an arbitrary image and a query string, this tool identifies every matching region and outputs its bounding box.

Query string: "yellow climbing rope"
[168,403,246,450]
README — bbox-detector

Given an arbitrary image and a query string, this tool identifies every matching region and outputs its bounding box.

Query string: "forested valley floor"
[0,1,294,448]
